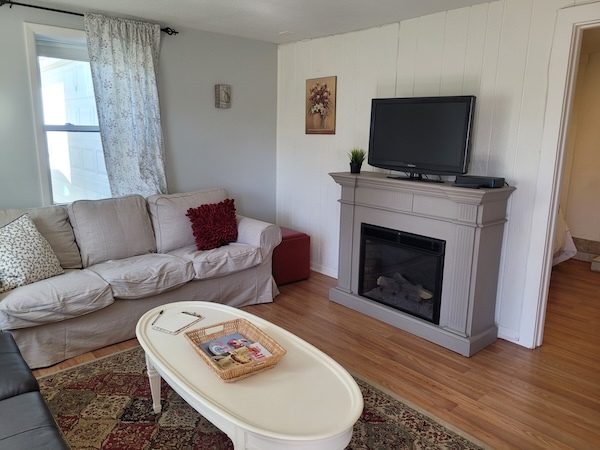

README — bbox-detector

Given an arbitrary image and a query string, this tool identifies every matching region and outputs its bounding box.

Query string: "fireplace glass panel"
[359,223,445,324]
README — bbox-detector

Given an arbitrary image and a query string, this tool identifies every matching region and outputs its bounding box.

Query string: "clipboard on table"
[152,310,204,335]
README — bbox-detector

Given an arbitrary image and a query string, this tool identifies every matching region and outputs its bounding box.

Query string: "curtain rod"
[0,0,179,35]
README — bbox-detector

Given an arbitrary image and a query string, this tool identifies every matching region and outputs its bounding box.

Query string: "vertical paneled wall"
[276,0,578,346]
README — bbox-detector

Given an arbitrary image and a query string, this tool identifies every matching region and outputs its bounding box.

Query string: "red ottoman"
[272,227,310,285]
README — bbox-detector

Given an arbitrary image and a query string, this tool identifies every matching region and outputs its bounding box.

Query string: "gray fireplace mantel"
[329,171,515,356]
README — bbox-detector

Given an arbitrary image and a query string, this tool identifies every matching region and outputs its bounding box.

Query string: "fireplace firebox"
[359,223,445,324]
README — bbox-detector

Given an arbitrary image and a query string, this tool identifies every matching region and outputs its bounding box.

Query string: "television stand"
[387,173,444,183]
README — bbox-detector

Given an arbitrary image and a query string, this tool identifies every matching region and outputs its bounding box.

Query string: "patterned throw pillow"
[0,214,64,293]
[186,199,238,250]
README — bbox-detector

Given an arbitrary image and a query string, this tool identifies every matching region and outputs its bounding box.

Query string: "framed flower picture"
[306,76,336,134]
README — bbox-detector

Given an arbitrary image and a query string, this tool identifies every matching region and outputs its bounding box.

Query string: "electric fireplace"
[329,171,515,356]
[359,223,444,324]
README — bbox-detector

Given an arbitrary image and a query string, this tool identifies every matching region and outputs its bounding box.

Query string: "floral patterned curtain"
[84,13,167,197]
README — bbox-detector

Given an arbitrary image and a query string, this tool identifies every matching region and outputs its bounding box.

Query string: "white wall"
[276,0,586,347]
[0,7,278,222]
[560,57,587,214]
[562,52,600,241]
[159,29,278,221]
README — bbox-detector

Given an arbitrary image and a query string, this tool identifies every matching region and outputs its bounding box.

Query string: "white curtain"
[84,13,168,197]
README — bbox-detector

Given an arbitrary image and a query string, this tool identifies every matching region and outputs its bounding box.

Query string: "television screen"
[368,96,475,180]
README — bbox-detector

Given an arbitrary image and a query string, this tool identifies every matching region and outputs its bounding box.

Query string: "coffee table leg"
[145,353,162,413]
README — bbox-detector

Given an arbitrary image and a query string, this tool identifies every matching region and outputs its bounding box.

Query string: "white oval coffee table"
[136,301,363,450]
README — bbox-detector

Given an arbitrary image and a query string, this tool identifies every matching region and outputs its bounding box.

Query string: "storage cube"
[272,227,310,285]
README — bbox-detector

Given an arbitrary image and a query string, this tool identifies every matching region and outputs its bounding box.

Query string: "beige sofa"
[0,188,281,369]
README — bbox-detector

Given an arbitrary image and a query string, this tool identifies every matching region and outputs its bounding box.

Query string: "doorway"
[558,28,600,265]
[531,2,600,347]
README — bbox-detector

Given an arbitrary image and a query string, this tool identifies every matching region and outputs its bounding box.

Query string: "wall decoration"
[215,84,231,108]
[306,76,336,134]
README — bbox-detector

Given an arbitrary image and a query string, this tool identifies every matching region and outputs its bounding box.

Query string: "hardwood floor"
[33,259,600,449]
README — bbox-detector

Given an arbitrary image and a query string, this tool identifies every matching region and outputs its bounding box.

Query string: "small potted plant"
[348,148,366,174]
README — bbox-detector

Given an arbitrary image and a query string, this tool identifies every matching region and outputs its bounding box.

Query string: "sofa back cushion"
[147,189,229,253]
[68,195,156,267]
[0,205,82,269]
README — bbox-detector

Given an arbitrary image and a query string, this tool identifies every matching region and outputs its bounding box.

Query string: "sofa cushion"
[169,243,262,280]
[68,195,156,267]
[0,205,82,269]
[88,254,195,299]
[0,269,114,330]
[0,214,64,293]
[147,188,229,253]
[186,198,238,250]
[0,391,69,450]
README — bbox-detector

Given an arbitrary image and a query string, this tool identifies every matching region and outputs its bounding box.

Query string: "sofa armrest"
[236,216,282,259]
[0,332,39,401]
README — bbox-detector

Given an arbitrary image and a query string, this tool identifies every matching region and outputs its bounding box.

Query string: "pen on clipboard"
[151,310,164,326]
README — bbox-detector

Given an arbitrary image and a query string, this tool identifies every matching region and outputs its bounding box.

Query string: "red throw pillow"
[186,199,238,250]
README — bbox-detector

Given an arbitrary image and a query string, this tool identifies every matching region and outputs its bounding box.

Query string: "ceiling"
[28,0,492,44]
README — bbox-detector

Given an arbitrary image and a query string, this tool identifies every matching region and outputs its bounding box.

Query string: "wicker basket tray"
[184,319,286,382]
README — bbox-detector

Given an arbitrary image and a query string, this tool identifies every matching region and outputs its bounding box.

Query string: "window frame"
[24,23,104,205]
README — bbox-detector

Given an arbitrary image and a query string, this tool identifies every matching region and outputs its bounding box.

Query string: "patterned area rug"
[38,346,485,449]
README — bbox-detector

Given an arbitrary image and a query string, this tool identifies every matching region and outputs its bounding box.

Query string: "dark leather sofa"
[0,332,69,449]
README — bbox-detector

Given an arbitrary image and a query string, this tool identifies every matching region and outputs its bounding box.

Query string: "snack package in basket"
[203,334,273,369]
[200,333,250,356]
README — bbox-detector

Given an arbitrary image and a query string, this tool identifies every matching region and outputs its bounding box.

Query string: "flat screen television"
[367,95,475,181]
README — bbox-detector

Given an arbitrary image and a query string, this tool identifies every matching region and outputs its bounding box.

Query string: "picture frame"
[306,76,336,134]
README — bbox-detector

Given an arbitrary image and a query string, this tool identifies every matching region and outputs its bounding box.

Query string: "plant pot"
[350,162,362,174]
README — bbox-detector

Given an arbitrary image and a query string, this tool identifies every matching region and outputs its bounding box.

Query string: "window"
[25,24,111,204]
